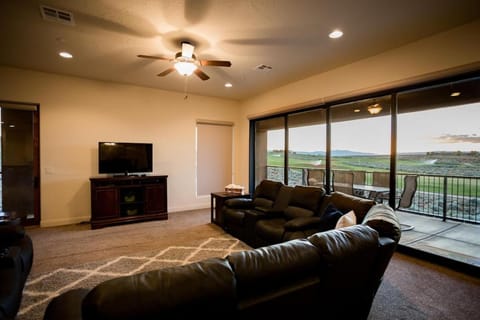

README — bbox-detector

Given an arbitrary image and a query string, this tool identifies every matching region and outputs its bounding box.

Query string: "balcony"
[396,210,480,269]
[265,166,480,271]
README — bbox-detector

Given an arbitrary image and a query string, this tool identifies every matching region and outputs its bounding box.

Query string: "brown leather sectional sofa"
[43,180,401,319]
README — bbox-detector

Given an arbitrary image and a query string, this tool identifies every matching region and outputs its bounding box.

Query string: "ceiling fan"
[137,41,231,80]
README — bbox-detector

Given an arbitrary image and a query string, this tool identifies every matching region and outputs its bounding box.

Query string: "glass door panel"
[397,77,480,221]
[287,109,326,186]
[254,116,285,186]
[330,96,391,197]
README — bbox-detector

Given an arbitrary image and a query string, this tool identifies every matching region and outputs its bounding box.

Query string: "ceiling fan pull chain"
[184,76,189,99]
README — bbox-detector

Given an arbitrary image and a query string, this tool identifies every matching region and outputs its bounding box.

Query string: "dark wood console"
[90,175,168,229]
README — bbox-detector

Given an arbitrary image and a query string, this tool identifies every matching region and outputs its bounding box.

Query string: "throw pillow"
[317,203,343,231]
[335,210,357,229]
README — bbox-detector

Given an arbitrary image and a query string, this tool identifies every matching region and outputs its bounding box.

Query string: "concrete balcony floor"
[396,210,480,269]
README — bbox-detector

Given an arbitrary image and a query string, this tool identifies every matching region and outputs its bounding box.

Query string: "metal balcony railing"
[264,166,480,224]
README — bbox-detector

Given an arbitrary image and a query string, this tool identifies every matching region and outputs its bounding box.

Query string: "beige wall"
[0,66,241,226]
[235,19,480,189]
[1,20,479,227]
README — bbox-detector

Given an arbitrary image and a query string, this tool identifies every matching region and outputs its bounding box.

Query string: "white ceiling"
[1,0,479,101]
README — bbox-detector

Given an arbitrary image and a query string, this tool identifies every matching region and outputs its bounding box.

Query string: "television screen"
[98,142,153,175]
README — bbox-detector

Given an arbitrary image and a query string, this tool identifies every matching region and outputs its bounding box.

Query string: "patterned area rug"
[17,235,251,320]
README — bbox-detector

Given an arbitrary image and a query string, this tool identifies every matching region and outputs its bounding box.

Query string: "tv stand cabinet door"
[92,187,119,219]
[145,184,167,214]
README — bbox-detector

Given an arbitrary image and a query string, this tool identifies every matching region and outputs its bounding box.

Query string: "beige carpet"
[19,209,251,320]
[17,208,480,320]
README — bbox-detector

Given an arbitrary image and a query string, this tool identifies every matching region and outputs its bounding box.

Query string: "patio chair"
[333,170,354,195]
[372,171,390,203]
[396,175,418,231]
[352,170,367,197]
[306,168,325,187]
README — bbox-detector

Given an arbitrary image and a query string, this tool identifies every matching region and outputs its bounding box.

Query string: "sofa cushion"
[284,206,314,220]
[283,186,325,220]
[284,216,322,231]
[227,239,322,301]
[288,186,325,212]
[254,218,286,244]
[317,204,343,231]
[44,288,90,320]
[253,180,283,201]
[82,258,237,318]
[271,185,294,212]
[362,204,401,242]
[324,192,375,222]
[252,197,275,210]
[335,210,357,229]
[307,225,379,285]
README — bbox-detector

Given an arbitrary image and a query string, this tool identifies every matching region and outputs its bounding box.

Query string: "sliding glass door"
[397,77,480,222]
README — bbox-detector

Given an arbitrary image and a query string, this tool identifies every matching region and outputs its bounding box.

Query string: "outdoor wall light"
[367,103,383,115]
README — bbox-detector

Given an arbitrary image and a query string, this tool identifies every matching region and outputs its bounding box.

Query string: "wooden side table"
[211,192,250,228]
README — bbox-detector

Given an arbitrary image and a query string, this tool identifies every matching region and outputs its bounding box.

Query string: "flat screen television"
[98,142,153,175]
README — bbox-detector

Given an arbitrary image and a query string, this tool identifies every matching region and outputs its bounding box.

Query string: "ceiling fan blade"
[157,68,175,77]
[137,54,172,61]
[181,42,195,58]
[199,60,232,67]
[194,69,210,81]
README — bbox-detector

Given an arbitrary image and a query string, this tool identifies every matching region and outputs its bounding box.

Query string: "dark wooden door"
[0,101,40,226]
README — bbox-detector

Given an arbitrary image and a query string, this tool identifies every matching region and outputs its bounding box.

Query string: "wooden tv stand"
[90,175,168,229]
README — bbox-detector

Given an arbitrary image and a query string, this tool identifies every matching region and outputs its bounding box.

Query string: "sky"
[268,103,480,154]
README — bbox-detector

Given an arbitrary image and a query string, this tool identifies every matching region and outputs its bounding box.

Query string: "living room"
[1,1,479,319]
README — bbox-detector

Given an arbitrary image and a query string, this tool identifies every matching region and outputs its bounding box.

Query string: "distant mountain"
[293,150,376,157]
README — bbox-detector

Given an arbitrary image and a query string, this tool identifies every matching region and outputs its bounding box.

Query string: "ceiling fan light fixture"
[329,29,343,39]
[367,103,382,115]
[174,61,197,76]
[59,51,73,59]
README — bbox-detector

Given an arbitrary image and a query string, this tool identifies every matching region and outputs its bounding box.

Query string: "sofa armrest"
[0,247,20,268]
[284,217,322,231]
[224,198,253,209]
[0,225,25,242]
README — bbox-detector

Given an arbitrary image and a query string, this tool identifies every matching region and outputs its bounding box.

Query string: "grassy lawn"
[266,151,480,196]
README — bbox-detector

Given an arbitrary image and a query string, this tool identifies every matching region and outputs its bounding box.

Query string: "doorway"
[0,101,40,226]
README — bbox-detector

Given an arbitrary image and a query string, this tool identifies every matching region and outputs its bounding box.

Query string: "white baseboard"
[40,215,91,228]
[40,204,211,228]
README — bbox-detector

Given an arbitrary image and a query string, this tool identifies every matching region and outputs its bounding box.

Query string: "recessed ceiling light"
[354,109,360,113]
[225,83,233,88]
[329,29,343,39]
[59,51,73,59]
[450,91,461,97]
